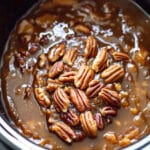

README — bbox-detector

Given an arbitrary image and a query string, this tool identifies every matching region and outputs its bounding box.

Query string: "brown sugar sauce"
[1,0,150,149]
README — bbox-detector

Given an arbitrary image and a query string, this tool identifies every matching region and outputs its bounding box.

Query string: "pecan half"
[34,74,46,87]
[53,88,70,112]
[61,109,79,126]
[86,80,105,98]
[48,61,64,78]
[99,87,121,108]
[70,88,91,112]
[94,113,104,130]
[17,19,34,34]
[74,24,90,34]
[100,106,117,116]
[112,51,129,62]
[49,121,76,143]
[75,130,86,142]
[92,47,108,73]
[101,64,125,83]
[63,48,78,66]
[34,87,51,107]
[80,111,97,137]
[103,132,118,144]
[74,65,94,90]
[46,78,63,92]
[40,35,49,46]
[35,13,57,28]
[48,43,66,62]
[84,36,97,59]
[59,71,76,83]
[38,53,47,68]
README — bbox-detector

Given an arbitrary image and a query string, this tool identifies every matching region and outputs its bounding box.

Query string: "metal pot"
[0,0,150,149]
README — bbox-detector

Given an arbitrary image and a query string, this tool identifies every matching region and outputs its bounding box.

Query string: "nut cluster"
[31,35,129,143]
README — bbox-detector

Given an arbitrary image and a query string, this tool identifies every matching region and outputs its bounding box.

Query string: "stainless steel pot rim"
[0,113,150,150]
[0,0,149,150]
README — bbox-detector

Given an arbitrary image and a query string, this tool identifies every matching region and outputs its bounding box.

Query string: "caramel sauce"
[1,0,150,149]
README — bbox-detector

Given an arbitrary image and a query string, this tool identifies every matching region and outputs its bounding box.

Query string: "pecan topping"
[28,43,40,54]
[112,51,129,62]
[40,35,49,46]
[53,88,70,112]
[34,74,46,87]
[63,48,78,66]
[34,87,51,107]
[17,19,34,34]
[46,78,63,92]
[74,65,94,90]
[38,53,47,68]
[49,121,76,143]
[61,109,79,126]
[75,130,86,142]
[94,113,104,130]
[74,24,90,34]
[48,61,64,78]
[48,43,66,62]
[84,36,97,59]
[86,80,105,98]
[103,132,118,144]
[70,88,91,112]
[100,106,117,116]
[59,71,76,83]
[101,64,125,83]
[99,87,121,108]
[92,47,108,72]
[80,111,97,137]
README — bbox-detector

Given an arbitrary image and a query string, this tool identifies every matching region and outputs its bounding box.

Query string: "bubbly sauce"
[1,0,150,150]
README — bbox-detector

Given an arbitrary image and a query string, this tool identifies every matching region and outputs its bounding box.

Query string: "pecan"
[74,65,94,90]
[53,88,70,112]
[100,106,117,116]
[92,47,108,73]
[35,13,57,28]
[86,80,105,98]
[46,78,63,92]
[61,109,79,126]
[49,121,76,143]
[74,24,90,34]
[101,64,125,83]
[48,43,65,63]
[28,43,40,54]
[20,34,31,44]
[34,87,51,107]
[15,53,26,66]
[99,87,121,108]
[63,48,78,66]
[75,130,85,142]
[80,111,97,137]
[125,126,140,139]
[17,19,34,34]
[119,137,131,147]
[34,74,46,87]
[24,86,32,99]
[84,36,97,59]
[94,113,104,130]
[40,35,49,46]
[38,53,47,68]
[59,71,76,83]
[70,88,91,112]
[103,132,117,144]
[48,61,64,78]
[112,51,129,62]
